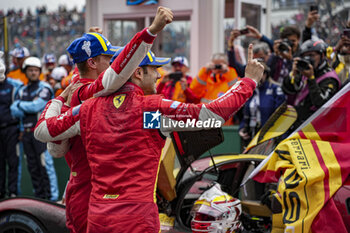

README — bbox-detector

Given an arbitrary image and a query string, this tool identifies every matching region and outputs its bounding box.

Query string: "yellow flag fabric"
[251,83,350,233]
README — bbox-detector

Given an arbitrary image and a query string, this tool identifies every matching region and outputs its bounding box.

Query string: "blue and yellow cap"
[10,47,30,58]
[67,33,120,63]
[110,47,171,67]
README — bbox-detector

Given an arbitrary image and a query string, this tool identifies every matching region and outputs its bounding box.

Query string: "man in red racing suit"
[35,44,263,232]
[45,7,173,233]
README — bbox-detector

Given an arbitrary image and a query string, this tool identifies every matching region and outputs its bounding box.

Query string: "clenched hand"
[148,7,173,35]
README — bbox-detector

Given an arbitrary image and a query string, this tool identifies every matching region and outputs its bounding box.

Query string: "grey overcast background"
[0,0,85,12]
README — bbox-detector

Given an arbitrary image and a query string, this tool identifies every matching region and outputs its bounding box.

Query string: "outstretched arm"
[227,29,245,77]
[76,7,174,102]
[160,44,264,134]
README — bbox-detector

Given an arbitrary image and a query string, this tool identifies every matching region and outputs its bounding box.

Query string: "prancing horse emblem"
[113,94,126,109]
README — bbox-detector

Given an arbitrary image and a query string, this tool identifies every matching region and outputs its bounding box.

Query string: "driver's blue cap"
[67,33,120,63]
[110,47,171,67]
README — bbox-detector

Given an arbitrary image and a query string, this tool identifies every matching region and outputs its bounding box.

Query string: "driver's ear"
[137,67,142,76]
[86,58,97,70]
[133,67,143,80]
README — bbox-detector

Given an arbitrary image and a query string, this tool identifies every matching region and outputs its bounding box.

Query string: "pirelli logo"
[103,194,120,199]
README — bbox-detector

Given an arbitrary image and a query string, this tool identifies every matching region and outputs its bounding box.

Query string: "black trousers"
[0,125,19,197]
[22,131,51,199]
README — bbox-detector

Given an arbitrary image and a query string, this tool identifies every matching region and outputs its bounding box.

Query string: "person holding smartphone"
[302,5,320,42]
[156,56,196,103]
[227,27,272,78]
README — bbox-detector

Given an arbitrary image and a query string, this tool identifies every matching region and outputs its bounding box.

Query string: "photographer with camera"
[267,26,301,86]
[283,39,340,127]
[156,56,196,103]
[189,53,240,106]
[267,4,320,86]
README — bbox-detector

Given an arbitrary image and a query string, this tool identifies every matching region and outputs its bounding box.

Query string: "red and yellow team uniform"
[43,28,158,233]
[35,77,256,233]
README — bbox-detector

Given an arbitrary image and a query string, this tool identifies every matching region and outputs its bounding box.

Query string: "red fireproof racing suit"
[44,28,157,233]
[34,78,257,233]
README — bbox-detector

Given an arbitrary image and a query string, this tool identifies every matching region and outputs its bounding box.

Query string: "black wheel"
[0,211,47,233]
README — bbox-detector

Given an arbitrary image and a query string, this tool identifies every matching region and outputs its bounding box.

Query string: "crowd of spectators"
[271,0,349,45]
[0,6,85,60]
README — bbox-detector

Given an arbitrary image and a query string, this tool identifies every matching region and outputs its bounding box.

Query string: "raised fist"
[148,7,173,35]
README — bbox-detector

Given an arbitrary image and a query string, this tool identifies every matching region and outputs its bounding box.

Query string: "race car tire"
[0,211,47,233]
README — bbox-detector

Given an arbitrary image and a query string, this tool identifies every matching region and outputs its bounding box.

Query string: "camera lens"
[296,58,310,71]
[278,39,294,53]
[169,71,183,81]
[215,64,222,69]
[278,42,289,53]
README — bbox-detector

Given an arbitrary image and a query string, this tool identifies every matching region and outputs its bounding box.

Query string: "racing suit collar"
[118,82,144,95]
[79,77,96,83]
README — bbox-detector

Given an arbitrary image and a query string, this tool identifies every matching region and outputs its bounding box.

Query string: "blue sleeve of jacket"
[227,49,246,78]
[239,98,252,130]
[260,35,274,52]
[17,87,52,114]
[7,78,24,101]
[239,114,246,130]
[274,85,286,109]
[7,77,24,90]
[10,100,25,119]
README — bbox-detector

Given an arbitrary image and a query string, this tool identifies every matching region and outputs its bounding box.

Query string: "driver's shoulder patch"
[113,94,126,109]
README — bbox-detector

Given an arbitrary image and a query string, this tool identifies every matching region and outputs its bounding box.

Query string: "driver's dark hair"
[280,26,300,39]
[141,66,148,74]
